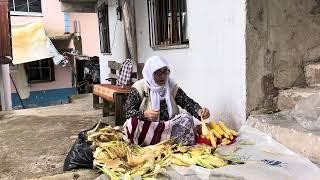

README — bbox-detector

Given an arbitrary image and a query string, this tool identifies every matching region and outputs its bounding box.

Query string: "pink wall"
[10,1,100,56]
[11,0,65,36]
[9,0,100,93]
[42,0,65,36]
[28,65,73,91]
[10,0,70,93]
[11,64,74,93]
[69,13,101,56]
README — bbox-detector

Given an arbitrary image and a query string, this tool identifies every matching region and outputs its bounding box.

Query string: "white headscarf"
[142,56,173,118]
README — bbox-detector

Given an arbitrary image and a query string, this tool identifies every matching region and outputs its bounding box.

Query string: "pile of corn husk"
[86,123,242,180]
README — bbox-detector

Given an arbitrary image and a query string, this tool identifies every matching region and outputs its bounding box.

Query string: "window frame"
[9,0,42,16]
[25,58,55,84]
[147,0,189,50]
[98,2,111,54]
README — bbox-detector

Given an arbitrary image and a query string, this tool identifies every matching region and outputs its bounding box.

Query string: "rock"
[277,87,320,110]
[247,112,320,165]
[305,63,320,87]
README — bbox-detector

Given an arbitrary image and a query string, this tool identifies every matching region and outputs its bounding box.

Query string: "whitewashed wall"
[98,0,246,128]
[98,0,127,84]
[134,0,246,129]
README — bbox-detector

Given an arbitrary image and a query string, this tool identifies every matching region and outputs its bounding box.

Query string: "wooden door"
[0,0,12,64]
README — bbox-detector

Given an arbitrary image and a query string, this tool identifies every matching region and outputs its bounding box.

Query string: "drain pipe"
[1,64,12,111]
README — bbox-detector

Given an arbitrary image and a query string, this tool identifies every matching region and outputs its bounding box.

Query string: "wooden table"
[93,84,131,126]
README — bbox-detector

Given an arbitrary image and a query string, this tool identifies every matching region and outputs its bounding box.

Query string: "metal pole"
[10,74,25,109]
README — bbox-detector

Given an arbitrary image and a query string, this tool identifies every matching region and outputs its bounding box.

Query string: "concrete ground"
[2,93,319,179]
[0,94,112,180]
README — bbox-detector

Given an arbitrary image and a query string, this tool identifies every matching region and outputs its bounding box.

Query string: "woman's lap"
[124,113,196,146]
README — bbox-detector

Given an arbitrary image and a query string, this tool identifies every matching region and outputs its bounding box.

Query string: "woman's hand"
[144,109,160,121]
[198,108,210,120]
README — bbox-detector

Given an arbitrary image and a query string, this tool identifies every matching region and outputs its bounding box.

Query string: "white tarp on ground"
[97,125,320,180]
[167,125,320,180]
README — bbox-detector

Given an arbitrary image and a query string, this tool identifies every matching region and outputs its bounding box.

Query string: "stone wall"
[246,0,320,116]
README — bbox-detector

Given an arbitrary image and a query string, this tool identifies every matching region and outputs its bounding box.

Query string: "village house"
[1,0,320,179]
[60,0,247,129]
[5,0,101,108]
[61,0,320,164]
[63,0,320,124]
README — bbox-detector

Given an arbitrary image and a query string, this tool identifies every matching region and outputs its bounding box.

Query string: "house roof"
[60,0,97,13]
[60,0,97,2]
[49,34,73,41]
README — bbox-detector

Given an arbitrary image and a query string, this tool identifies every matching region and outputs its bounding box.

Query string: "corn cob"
[209,121,229,138]
[205,155,227,167]
[221,138,232,145]
[90,119,238,179]
[171,157,190,166]
[201,121,209,136]
[172,153,195,165]
[210,128,222,139]
[183,153,192,159]
[229,129,239,136]
[229,134,234,140]
[218,121,239,138]
[176,146,189,153]
[189,146,205,156]
[208,131,217,148]
[194,157,215,169]
[217,121,232,135]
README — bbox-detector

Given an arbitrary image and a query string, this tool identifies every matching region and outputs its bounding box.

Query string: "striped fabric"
[117,59,134,86]
[123,113,194,146]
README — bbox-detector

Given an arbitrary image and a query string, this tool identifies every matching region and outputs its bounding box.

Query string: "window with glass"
[98,3,111,53]
[147,0,188,48]
[25,58,55,83]
[9,0,42,13]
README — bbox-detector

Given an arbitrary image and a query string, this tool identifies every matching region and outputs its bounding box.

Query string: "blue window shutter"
[64,12,70,33]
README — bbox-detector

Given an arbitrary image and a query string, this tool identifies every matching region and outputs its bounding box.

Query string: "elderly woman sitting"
[124,56,210,146]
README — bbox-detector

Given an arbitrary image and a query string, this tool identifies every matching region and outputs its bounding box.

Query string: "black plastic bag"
[63,123,108,171]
